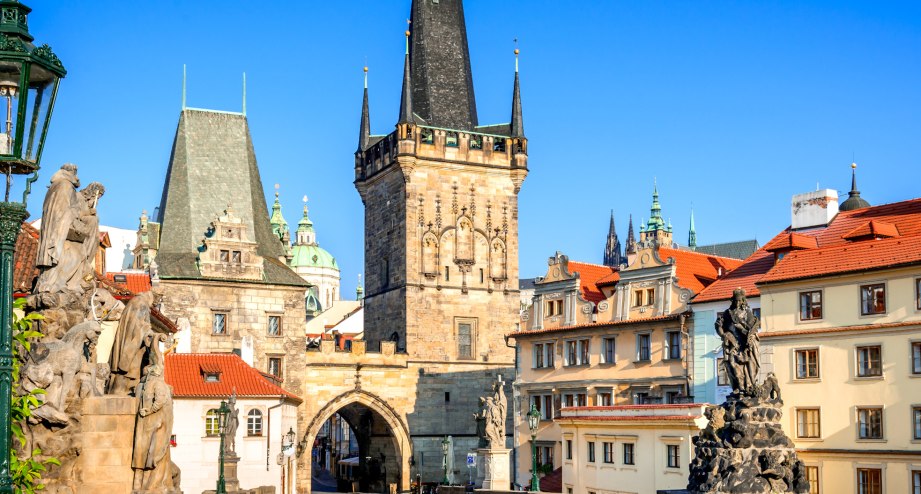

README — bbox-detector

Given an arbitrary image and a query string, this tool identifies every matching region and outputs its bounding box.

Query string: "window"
[531,394,553,420]
[458,321,474,359]
[469,135,483,150]
[212,312,227,335]
[534,342,554,368]
[860,283,886,315]
[857,468,881,494]
[563,393,586,408]
[633,290,643,307]
[203,372,220,383]
[913,470,920,494]
[602,442,614,463]
[633,392,650,405]
[796,408,821,438]
[795,349,820,379]
[564,339,590,366]
[538,446,554,468]
[623,443,635,465]
[565,439,572,460]
[579,339,590,365]
[445,392,450,403]
[666,444,680,468]
[267,315,281,336]
[646,288,655,306]
[857,407,883,439]
[421,128,434,144]
[665,390,682,404]
[597,392,612,406]
[479,268,484,284]
[220,250,230,262]
[247,409,263,436]
[717,358,729,386]
[268,357,282,378]
[205,409,220,436]
[917,278,921,310]
[857,346,882,377]
[666,331,681,360]
[445,131,459,147]
[800,290,823,320]
[444,265,450,282]
[587,441,595,463]
[913,406,921,440]
[805,466,820,493]
[602,338,616,364]
[912,342,921,375]
[636,333,651,361]
[231,251,241,263]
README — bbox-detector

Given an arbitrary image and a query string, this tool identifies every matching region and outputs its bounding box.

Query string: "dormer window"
[203,372,220,383]
[113,274,127,284]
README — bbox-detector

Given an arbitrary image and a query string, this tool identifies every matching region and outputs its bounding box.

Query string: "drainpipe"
[267,396,286,471]
[505,332,520,488]
[680,312,692,400]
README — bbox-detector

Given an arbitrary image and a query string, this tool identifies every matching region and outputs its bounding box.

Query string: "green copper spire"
[688,209,697,249]
[269,184,289,240]
[296,195,316,244]
[645,180,665,232]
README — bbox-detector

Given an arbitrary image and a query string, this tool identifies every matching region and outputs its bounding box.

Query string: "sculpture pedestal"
[477,448,510,490]
[77,396,138,494]
[224,453,241,492]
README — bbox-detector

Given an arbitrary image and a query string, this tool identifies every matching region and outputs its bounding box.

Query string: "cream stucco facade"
[759,266,921,494]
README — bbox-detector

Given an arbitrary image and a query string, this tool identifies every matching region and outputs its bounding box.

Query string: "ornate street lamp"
[527,404,541,492]
[0,2,64,492]
[441,435,450,485]
[216,400,230,494]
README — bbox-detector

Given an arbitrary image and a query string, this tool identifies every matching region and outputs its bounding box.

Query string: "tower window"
[445,131,459,147]
[421,128,434,144]
[456,319,476,359]
[469,135,483,150]
[444,266,450,282]
[232,251,242,263]
[220,250,230,262]
[445,392,450,403]
[493,138,506,153]
[480,268,484,284]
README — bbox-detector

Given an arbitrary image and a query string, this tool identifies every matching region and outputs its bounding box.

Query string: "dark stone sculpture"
[132,364,178,493]
[688,289,809,493]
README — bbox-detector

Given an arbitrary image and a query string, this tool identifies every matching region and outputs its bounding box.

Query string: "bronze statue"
[131,364,175,491]
[715,289,761,395]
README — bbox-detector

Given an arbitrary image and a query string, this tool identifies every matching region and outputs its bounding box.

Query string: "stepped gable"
[154,109,306,286]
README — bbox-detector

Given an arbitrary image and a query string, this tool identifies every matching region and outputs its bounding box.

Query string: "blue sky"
[23,0,921,295]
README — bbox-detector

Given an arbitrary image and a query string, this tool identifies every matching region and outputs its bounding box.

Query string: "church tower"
[603,210,623,267]
[354,0,527,361]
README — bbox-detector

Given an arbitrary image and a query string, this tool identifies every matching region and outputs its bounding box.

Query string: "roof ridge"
[658,245,744,263]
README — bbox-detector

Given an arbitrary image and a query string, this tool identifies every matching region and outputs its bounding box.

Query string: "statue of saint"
[224,393,239,455]
[715,289,761,394]
[131,364,175,491]
[473,397,488,448]
[107,291,157,396]
[33,164,87,303]
[482,377,507,449]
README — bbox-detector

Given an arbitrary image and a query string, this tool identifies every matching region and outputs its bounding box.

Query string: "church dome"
[290,243,338,270]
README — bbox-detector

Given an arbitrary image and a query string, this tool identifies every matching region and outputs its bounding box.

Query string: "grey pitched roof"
[694,240,760,260]
[155,109,307,287]
[409,0,478,130]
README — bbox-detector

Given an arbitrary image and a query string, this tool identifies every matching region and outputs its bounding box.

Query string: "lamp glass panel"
[0,60,23,156]
[22,68,55,162]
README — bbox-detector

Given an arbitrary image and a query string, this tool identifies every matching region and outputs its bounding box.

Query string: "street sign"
[466,453,476,466]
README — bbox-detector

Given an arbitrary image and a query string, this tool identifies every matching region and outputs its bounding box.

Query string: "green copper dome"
[290,243,338,269]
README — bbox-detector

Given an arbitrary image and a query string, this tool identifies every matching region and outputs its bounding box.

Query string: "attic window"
[203,372,220,383]
[113,274,127,283]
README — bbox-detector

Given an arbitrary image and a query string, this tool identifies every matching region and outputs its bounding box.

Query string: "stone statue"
[224,393,239,455]
[107,291,157,396]
[481,377,507,449]
[761,372,781,402]
[132,364,175,492]
[715,289,761,395]
[473,397,488,448]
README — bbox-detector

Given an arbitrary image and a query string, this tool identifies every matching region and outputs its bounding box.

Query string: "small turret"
[839,162,871,211]
[358,67,371,152]
[510,48,524,138]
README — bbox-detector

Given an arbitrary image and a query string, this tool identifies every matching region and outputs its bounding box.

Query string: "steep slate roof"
[658,247,743,295]
[164,353,301,403]
[409,0,478,130]
[566,261,616,303]
[155,109,306,287]
[695,197,921,302]
[693,239,760,260]
[13,222,39,293]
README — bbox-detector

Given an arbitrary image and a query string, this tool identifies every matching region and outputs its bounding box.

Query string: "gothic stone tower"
[355,0,527,363]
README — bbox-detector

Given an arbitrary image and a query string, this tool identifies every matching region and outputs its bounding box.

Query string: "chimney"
[791,189,839,230]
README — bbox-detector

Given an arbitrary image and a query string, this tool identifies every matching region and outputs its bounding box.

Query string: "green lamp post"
[527,404,541,492]
[440,435,450,485]
[215,400,230,494]
[0,1,65,492]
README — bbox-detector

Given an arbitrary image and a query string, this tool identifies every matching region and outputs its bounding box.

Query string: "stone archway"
[298,389,412,493]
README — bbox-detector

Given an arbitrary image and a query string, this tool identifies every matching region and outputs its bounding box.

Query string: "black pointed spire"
[840,162,871,211]
[510,49,524,138]
[409,0,478,130]
[603,210,622,267]
[358,67,371,151]
[398,31,414,125]
[625,214,637,255]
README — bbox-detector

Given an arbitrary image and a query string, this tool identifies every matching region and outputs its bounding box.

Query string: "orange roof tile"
[695,197,921,303]
[762,233,818,252]
[657,247,743,295]
[758,235,921,284]
[104,272,151,294]
[842,220,900,240]
[566,261,616,303]
[596,271,621,287]
[164,353,301,403]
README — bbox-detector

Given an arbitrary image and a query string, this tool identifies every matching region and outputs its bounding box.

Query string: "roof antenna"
[242,72,247,116]
[182,64,187,110]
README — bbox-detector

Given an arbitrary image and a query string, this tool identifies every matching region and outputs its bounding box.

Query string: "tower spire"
[839,162,871,211]
[182,64,187,110]
[358,66,371,151]
[510,44,524,138]
[688,209,697,249]
[398,29,414,124]
[625,214,637,255]
[603,210,622,267]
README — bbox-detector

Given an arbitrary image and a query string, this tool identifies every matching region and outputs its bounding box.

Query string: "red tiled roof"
[566,261,616,303]
[164,353,301,403]
[762,233,818,252]
[13,222,39,293]
[508,313,686,339]
[842,220,900,240]
[758,235,921,284]
[596,271,621,287]
[658,247,743,295]
[539,467,562,493]
[695,197,921,303]
[104,272,151,294]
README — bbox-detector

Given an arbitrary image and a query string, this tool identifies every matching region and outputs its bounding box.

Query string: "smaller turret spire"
[510,45,524,138]
[296,195,316,246]
[625,214,637,255]
[840,162,871,211]
[688,209,697,249]
[270,184,289,241]
[398,30,414,125]
[603,210,622,267]
[358,66,371,151]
